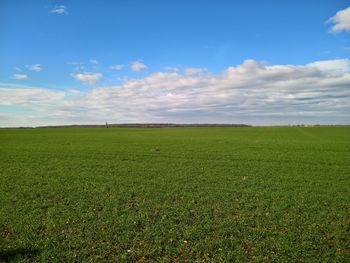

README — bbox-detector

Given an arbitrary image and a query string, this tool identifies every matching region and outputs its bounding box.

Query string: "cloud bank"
[1,59,350,126]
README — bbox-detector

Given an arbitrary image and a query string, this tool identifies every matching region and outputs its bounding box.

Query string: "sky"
[0,0,349,127]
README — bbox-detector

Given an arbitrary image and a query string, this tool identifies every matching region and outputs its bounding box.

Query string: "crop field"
[0,127,349,262]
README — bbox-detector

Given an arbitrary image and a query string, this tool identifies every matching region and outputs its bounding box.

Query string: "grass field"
[0,127,349,262]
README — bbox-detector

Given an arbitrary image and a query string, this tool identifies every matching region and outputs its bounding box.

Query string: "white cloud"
[13,74,28,80]
[89,59,99,65]
[131,61,147,72]
[15,67,22,72]
[184,67,207,75]
[0,87,65,106]
[111,64,124,71]
[329,7,350,33]
[308,59,350,74]
[1,59,350,126]
[71,72,102,85]
[26,64,42,72]
[51,5,68,15]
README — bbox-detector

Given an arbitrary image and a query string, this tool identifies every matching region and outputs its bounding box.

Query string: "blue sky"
[0,0,349,126]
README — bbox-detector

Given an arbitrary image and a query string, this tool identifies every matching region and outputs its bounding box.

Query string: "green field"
[0,127,349,262]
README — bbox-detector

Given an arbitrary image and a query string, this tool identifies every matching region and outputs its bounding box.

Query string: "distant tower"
[105,122,109,128]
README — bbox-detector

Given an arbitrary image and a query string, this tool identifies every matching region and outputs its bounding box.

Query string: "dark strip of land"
[36,123,252,128]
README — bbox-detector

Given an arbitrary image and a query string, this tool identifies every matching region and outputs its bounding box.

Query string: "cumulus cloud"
[13,74,28,80]
[1,59,350,126]
[26,64,42,72]
[131,61,147,72]
[89,59,99,65]
[329,7,350,33]
[111,64,124,71]
[71,72,102,85]
[51,5,68,15]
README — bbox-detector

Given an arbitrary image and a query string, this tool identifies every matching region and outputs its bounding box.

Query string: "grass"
[0,126,349,262]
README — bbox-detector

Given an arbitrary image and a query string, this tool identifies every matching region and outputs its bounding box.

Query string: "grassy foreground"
[0,127,349,262]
